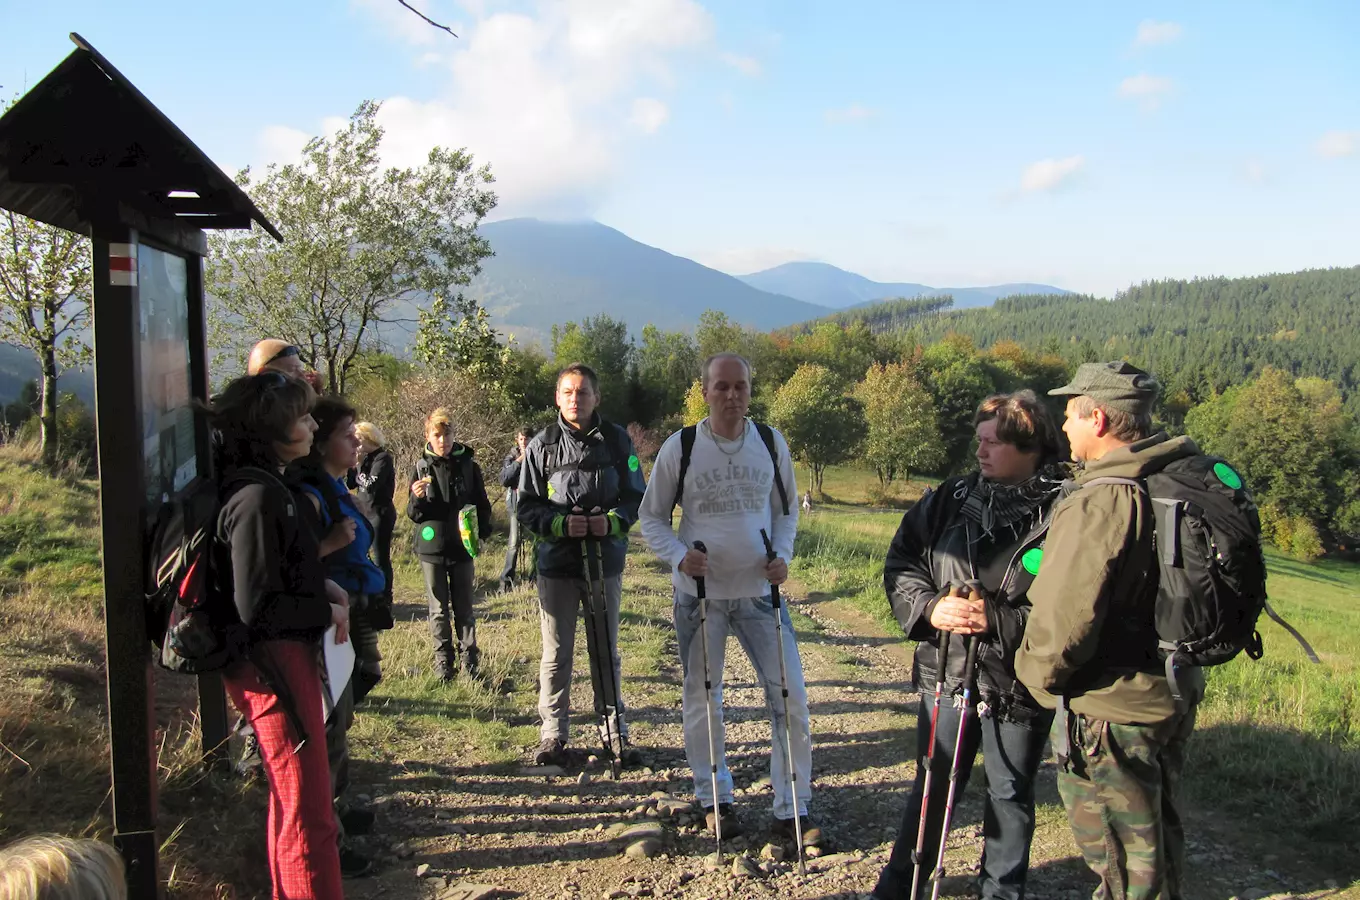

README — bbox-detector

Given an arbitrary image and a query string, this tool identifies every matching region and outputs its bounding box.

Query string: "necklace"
[703,419,748,457]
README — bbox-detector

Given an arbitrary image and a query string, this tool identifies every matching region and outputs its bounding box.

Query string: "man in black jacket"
[407,407,494,680]
[518,364,646,766]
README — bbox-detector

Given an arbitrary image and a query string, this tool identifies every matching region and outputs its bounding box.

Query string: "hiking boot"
[339,847,374,879]
[339,807,376,836]
[235,732,263,779]
[534,737,567,766]
[770,814,823,849]
[703,803,743,837]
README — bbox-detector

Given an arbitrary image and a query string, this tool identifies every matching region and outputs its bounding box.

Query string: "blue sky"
[3,0,1357,296]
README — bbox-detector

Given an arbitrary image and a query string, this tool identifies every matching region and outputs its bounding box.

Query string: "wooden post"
[92,230,161,899]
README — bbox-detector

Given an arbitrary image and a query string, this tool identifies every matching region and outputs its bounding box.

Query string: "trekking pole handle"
[759,528,782,610]
[692,541,707,598]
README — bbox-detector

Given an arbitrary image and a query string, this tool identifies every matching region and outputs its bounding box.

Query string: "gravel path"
[338,573,1350,900]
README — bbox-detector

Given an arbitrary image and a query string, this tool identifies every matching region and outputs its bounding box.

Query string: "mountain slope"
[738,260,1069,310]
[456,220,830,339]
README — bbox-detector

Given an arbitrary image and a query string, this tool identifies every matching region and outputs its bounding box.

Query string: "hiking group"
[137,338,1291,900]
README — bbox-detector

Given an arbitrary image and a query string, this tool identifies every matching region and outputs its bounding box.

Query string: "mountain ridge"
[738,260,1070,310]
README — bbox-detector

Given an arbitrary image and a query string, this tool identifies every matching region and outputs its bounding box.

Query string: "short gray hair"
[701,353,751,390]
[1071,395,1153,442]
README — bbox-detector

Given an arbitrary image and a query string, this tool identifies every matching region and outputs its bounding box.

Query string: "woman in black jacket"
[408,407,493,679]
[871,391,1067,900]
[352,421,397,614]
[212,372,344,899]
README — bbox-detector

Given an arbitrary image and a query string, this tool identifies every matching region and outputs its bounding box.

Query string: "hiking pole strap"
[1263,600,1322,664]
[250,647,310,755]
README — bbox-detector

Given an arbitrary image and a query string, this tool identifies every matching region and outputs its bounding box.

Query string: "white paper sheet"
[321,623,356,720]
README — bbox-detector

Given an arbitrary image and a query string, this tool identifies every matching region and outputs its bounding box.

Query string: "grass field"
[1,443,1356,895]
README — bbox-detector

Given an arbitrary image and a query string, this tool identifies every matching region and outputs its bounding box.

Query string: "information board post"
[91,229,160,900]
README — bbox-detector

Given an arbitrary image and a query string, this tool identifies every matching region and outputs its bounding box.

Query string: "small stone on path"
[731,855,759,878]
[415,863,432,878]
[624,838,662,858]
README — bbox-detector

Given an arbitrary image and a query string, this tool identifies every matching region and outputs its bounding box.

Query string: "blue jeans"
[874,700,1054,900]
[673,590,813,819]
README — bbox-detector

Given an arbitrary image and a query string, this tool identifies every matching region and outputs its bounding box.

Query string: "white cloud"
[824,104,876,124]
[1020,155,1085,193]
[720,52,762,77]
[629,97,669,134]
[1316,130,1359,159]
[1118,73,1174,111]
[282,0,716,216]
[256,125,312,167]
[1244,159,1267,184]
[1132,20,1183,49]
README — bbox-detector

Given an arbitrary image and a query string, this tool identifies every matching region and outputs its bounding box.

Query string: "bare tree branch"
[396,0,458,37]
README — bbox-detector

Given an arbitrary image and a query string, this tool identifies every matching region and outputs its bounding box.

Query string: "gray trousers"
[420,560,477,670]
[537,572,628,743]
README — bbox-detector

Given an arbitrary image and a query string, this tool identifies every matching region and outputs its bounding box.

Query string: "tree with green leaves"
[921,335,998,473]
[0,209,91,469]
[855,362,946,486]
[414,293,514,406]
[768,363,866,496]
[550,314,636,422]
[207,100,496,394]
[635,324,698,424]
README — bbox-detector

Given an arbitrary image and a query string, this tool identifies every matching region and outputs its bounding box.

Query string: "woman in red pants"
[211,372,345,900]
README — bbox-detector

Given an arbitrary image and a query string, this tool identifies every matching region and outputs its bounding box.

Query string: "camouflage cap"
[1048,361,1160,415]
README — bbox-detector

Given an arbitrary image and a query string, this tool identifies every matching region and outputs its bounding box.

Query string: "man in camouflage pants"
[1015,362,1203,900]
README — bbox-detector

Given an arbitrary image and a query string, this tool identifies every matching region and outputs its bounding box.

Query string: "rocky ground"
[336,572,1355,900]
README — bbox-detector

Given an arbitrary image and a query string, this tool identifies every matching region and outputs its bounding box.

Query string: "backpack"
[144,467,284,674]
[670,422,790,520]
[1076,455,1319,701]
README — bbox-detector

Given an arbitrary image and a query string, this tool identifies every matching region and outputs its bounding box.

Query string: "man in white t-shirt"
[639,353,821,849]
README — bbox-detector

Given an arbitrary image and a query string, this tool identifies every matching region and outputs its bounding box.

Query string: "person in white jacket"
[639,353,821,849]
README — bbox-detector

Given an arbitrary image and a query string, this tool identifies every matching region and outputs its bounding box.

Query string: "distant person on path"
[638,353,819,849]
[870,391,1067,900]
[407,408,493,680]
[498,425,537,592]
[801,489,813,514]
[517,364,646,767]
[1016,362,1203,900]
[351,421,397,619]
[210,372,344,900]
[0,835,126,900]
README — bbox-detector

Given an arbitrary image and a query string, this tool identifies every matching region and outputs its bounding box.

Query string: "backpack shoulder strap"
[671,425,698,517]
[539,423,563,445]
[753,422,790,516]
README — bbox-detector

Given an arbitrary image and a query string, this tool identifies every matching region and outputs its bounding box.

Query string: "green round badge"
[628,454,640,473]
[1213,462,1243,491]
[421,525,436,541]
[1021,548,1043,575]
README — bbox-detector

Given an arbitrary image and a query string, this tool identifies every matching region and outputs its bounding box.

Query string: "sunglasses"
[266,344,301,365]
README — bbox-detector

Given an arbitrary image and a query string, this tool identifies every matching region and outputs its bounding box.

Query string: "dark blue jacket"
[516,413,646,579]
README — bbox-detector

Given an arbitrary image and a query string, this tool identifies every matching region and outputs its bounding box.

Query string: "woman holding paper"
[211,372,344,900]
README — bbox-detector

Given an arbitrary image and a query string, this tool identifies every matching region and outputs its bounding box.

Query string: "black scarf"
[958,465,1066,543]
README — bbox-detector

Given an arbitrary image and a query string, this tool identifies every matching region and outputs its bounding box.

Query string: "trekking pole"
[929,603,982,900]
[692,539,723,865]
[579,536,622,779]
[910,585,958,900]
[760,528,806,877]
[589,533,627,779]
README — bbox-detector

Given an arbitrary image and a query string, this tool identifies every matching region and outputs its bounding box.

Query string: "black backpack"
[1078,455,1318,701]
[670,422,791,521]
[145,467,284,674]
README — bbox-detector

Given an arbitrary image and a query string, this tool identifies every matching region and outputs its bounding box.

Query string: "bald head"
[248,339,305,377]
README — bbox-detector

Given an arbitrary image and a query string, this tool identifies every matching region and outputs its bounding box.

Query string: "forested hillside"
[875,267,1360,409]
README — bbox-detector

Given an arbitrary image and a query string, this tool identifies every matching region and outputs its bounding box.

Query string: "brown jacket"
[1015,433,1202,725]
